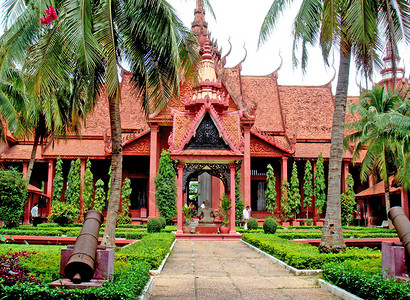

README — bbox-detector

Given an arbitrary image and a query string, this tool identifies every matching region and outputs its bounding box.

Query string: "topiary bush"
[247,218,259,230]
[157,217,166,229]
[147,218,162,233]
[47,202,80,225]
[263,217,278,234]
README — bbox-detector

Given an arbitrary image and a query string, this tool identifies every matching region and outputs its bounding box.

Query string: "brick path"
[150,240,338,300]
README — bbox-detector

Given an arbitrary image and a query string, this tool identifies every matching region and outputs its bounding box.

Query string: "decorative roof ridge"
[251,127,294,154]
[208,106,243,154]
[232,43,247,72]
[122,127,151,147]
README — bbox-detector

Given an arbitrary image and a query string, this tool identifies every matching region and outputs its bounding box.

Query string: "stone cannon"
[388,206,410,256]
[64,210,104,283]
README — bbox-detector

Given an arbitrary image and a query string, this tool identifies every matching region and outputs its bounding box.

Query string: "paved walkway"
[150,240,338,300]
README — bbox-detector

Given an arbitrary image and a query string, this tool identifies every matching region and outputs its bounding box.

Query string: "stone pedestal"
[60,248,115,280]
[382,241,410,280]
[195,226,219,234]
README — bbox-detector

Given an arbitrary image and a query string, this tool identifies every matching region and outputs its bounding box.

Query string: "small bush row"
[242,233,380,269]
[147,217,166,233]
[322,260,410,300]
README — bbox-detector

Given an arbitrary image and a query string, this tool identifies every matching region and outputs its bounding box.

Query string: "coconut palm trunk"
[384,178,393,229]
[25,128,40,184]
[318,36,351,253]
[101,95,123,247]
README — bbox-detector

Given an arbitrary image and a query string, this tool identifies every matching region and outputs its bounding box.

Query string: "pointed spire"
[192,0,208,47]
[380,41,405,88]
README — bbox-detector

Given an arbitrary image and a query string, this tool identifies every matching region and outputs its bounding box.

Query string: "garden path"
[149,240,338,300]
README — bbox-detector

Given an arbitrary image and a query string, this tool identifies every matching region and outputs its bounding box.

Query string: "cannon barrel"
[64,210,104,283]
[388,206,410,257]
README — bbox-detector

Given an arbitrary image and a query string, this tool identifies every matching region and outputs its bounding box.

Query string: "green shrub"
[157,217,166,229]
[147,218,162,233]
[247,218,259,230]
[322,260,410,299]
[0,168,28,228]
[263,217,278,234]
[37,223,59,228]
[47,202,80,225]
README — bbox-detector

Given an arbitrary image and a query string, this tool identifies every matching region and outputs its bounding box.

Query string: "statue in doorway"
[197,200,216,225]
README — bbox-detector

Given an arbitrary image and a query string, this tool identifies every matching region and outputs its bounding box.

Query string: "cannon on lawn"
[64,210,104,283]
[388,206,410,256]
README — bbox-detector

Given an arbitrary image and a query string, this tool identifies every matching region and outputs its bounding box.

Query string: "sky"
[0,0,409,96]
[169,0,410,96]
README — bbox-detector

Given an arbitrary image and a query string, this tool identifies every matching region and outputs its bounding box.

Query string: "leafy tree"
[52,157,64,205]
[94,179,106,213]
[155,150,177,224]
[235,171,244,223]
[259,0,410,253]
[280,180,292,221]
[314,153,326,214]
[345,85,404,229]
[82,159,94,213]
[1,0,199,248]
[0,168,28,227]
[288,161,301,218]
[341,174,356,226]
[64,158,81,209]
[265,164,277,216]
[118,178,132,224]
[48,202,80,225]
[303,161,313,219]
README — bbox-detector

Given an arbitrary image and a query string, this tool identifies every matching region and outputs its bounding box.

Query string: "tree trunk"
[318,40,351,253]
[384,179,394,230]
[101,95,123,247]
[25,128,40,184]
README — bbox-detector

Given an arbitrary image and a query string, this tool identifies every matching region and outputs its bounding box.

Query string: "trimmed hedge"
[243,233,380,269]
[116,233,175,269]
[322,260,410,300]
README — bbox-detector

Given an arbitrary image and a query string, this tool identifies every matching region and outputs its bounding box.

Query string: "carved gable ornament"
[185,113,230,150]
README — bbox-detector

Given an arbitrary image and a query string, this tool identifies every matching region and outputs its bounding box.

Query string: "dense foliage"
[218,194,231,227]
[64,159,81,208]
[147,218,162,233]
[51,157,64,204]
[265,164,277,215]
[247,218,259,230]
[314,153,326,214]
[47,202,80,225]
[0,168,28,227]
[94,179,106,212]
[155,150,177,224]
[235,172,244,223]
[280,180,292,221]
[118,178,132,224]
[303,161,313,219]
[0,251,40,285]
[288,162,301,218]
[82,159,94,212]
[341,174,356,225]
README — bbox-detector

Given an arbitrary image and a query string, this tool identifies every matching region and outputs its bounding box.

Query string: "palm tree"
[345,85,404,229]
[1,0,199,247]
[259,0,410,252]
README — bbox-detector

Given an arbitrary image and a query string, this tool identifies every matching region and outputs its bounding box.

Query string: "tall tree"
[314,153,326,214]
[280,180,292,221]
[259,0,410,252]
[265,164,277,216]
[235,171,244,223]
[344,85,404,228]
[82,159,94,212]
[340,173,356,226]
[65,158,81,208]
[1,0,199,247]
[303,160,313,219]
[52,156,64,205]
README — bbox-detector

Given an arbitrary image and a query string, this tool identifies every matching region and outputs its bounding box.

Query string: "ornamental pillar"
[148,125,160,218]
[176,162,185,234]
[243,126,251,208]
[342,161,349,194]
[281,156,288,181]
[401,188,409,219]
[22,162,28,178]
[46,159,54,215]
[229,163,236,234]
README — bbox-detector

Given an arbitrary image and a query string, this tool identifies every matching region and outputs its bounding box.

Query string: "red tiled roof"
[28,184,48,197]
[221,114,240,146]
[42,139,106,158]
[0,145,43,161]
[355,176,401,198]
[278,85,334,140]
[294,143,353,159]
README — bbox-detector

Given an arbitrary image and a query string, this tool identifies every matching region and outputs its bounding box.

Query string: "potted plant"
[182,203,194,233]
[218,194,231,234]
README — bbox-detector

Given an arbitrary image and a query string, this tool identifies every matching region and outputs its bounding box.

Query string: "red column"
[401,188,409,219]
[22,162,28,178]
[148,125,159,218]
[281,157,288,181]
[342,161,349,194]
[229,163,236,234]
[46,159,54,215]
[243,126,251,208]
[80,159,86,217]
[176,162,185,234]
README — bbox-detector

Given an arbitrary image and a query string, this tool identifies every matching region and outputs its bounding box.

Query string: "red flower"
[39,5,57,25]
